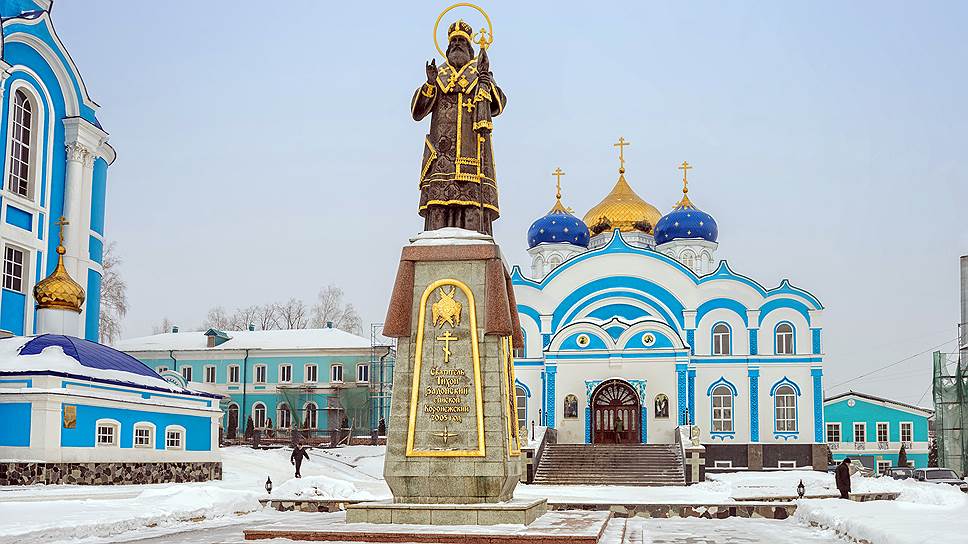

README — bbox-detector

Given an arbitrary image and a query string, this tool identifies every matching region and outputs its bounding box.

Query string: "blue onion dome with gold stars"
[527,168,590,248]
[655,161,719,244]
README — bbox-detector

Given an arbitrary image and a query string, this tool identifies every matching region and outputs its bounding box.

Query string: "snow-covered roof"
[824,390,934,416]
[114,328,379,353]
[0,335,205,395]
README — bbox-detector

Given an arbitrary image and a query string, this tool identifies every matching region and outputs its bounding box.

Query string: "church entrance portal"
[591,379,641,444]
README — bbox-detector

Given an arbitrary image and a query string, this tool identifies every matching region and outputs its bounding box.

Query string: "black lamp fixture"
[797,479,805,499]
[265,476,273,495]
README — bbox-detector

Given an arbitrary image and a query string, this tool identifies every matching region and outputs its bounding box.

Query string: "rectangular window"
[713,460,733,468]
[854,422,866,443]
[228,365,240,383]
[778,460,797,469]
[96,424,116,446]
[305,364,318,383]
[134,427,152,448]
[711,390,733,433]
[165,429,183,450]
[775,394,797,433]
[255,365,266,384]
[900,422,913,443]
[826,423,841,443]
[876,422,889,443]
[357,363,369,383]
[156,366,168,373]
[331,364,343,383]
[181,366,192,382]
[204,366,216,383]
[3,246,26,293]
[280,364,292,383]
[877,460,891,475]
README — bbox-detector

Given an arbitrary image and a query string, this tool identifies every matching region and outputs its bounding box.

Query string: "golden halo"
[433,3,493,58]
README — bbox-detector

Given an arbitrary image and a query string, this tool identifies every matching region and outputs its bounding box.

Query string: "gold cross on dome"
[613,137,630,172]
[55,216,69,244]
[678,161,693,193]
[552,167,565,200]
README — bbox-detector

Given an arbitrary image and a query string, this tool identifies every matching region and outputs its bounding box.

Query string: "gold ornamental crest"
[431,286,462,328]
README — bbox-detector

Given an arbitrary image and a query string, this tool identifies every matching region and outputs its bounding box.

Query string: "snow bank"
[271,475,378,500]
[0,485,260,543]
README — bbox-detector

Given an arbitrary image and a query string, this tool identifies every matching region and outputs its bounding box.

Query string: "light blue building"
[0,333,222,485]
[116,327,394,440]
[824,391,933,471]
[0,0,115,340]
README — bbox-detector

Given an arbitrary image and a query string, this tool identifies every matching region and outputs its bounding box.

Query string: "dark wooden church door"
[591,379,641,444]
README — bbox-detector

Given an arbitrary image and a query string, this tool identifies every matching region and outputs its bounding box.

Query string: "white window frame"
[876,422,889,444]
[228,364,240,384]
[900,421,913,444]
[515,385,527,432]
[156,366,168,373]
[877,460,892,475]
[5,86,41,201]
[778,460,797,469]
[164,425,185,450]
[774,385,797,433]
[3,244,28,293]
[277,403,292,429]
[95,419,120,447]
[712,323,731,355]
[713,460,733,468]
[279,363,292,383]
[181,365,193,382]
[253,402,267,427]
[203,365,216,384]
[854,422,866,443]
[680,249,696,271]
[303,402,318,429]
[711,385,733,433]
[775,323,795,355]
[305,363,318,383]
[330,363,344,383]
[826,422,841,444]
[356,363,369,383]
[254,364,267,384]
[133,422,155,449]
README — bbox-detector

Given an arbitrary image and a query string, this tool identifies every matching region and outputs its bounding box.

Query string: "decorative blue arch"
[696,298,749,327]
[552,276,686,330]
[706,376,739,397]
[710,321,733,355]
[759,298,811,325]
[769,376,802,397]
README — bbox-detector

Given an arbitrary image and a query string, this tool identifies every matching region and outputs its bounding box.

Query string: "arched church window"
[548,255,562,270]
[515,386,527,432]
[680,250,696,272]
[711,385,733,433]
[774,385,797,432]
[254,403,267,428]
[278,403,292,429]
[775,323,795,355]
[7,89,35,198]
[226,404,239,438]
[304,402,318,429]
[712,323,731,355]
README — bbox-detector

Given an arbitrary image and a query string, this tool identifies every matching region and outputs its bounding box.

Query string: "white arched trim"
[164,424,187,450]
[615,318,688,350]
[94,418,121,447]
[3,31,81,116]
[4,74,54,210]
[547,321,613,352]
[132,421,156,449]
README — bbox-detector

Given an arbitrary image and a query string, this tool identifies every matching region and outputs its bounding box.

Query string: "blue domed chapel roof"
[655,167,718,244]
[528,204,590,248]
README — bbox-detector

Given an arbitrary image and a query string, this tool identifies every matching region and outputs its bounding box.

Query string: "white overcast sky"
[51,1,967,405]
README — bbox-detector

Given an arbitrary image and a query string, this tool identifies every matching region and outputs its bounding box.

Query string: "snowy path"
[626,518,847,543]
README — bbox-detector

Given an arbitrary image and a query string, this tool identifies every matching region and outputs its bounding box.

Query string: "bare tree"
[277,298,309,329]
[255,303,279,331]
[202,306,232,330]
[230,305,263,331]
[152,317,175,335]
[311,284,362,334]
[98,242,128,344]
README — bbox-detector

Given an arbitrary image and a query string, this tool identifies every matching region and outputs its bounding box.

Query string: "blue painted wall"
[0,402,31,446]
[61,403,211,451]
[5,205,33,231]
[85,269,102,341]
[1,289,26,335]
[825,398,930,442]
[90,158,108,235]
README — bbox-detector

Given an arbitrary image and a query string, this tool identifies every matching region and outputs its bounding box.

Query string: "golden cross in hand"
[55,216,69,244]
[678,161,693,193]
[552,167,565,200]
[436,330,458,363]
[613,137,630,172]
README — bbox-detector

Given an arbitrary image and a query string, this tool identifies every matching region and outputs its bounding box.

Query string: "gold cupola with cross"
[34,217,85,313]
[583,137,662,237]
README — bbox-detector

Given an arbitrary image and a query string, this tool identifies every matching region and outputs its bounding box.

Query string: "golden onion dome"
[34,221,85,313]
[582,172,662,235]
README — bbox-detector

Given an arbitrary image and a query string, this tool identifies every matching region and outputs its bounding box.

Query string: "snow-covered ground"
[2,445,966,543]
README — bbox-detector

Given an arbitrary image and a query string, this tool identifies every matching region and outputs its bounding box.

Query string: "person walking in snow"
[291,444,310,478]
[835,457,852,499]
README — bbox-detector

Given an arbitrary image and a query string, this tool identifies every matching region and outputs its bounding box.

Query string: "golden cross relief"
[436,330,458,363]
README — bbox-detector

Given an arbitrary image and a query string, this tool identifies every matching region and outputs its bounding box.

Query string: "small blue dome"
[527,205,590,249]
[655,195,718,244]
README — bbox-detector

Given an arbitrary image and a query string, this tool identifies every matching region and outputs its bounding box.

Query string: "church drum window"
[775,323,795,355]
[590,379,641,444]
[7,89,34,198]
[712,323,731,355]
[711,385,733,433]
[3,245,26,293]
[774,385,797,433]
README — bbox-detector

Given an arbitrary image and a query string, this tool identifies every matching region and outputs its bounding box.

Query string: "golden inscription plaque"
[406,278,485,457]
[63,404,76,429]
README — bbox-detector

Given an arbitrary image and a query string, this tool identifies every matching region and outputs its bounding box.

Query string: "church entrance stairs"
[532,444,686,486]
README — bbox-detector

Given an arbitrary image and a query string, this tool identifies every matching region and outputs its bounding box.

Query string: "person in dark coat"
[291,444,310,478]
[835,457,852,499]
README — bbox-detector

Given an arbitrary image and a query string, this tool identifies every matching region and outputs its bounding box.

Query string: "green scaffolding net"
[933,350,968,475]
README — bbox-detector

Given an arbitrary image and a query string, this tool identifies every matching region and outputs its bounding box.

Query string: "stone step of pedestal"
[533,444,687,486]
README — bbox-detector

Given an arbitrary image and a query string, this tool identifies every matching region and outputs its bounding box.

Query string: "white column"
[63,142,91,281]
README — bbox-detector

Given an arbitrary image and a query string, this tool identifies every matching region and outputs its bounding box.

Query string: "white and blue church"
[511,152,827,472]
